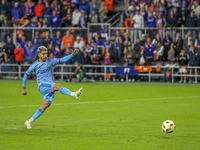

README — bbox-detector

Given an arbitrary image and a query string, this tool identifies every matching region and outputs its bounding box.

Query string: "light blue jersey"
[25,57,59,85]
[23,54,74,103]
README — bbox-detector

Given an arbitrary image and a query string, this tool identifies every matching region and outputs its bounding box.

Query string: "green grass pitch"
[0,80,200,150]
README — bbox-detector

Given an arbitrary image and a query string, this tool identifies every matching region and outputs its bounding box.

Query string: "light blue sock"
[32,108,44,120]
[59,87,71,96]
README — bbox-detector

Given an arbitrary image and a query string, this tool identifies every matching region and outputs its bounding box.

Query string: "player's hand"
[22,87,27,95]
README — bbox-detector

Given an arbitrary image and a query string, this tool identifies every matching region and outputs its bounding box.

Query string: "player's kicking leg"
[53,84,83,100]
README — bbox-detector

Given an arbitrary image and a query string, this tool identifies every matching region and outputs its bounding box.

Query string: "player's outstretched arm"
[59,49,79,64]
[22,74,28,95]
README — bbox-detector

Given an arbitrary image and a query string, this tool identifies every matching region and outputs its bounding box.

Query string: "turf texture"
[0,80,200,150]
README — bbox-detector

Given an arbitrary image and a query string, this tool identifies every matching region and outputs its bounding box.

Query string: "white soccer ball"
[162,120,176,133]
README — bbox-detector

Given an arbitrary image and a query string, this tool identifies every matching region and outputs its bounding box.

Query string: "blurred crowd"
[0,0,200,82]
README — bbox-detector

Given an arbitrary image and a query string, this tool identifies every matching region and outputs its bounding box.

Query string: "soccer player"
[22,46,83,129]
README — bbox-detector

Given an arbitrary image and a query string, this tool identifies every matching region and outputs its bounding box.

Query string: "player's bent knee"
[53,84,61,91]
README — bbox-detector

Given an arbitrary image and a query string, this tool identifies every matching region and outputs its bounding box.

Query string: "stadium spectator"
[94,35,104,46]
[134,38,142,54]
[153,41,164,61]
[171,0,179,8]
[72,8,81,27]
[79,0,90,16]
[53,31,62,49]
[188,46,197,83]
[163,31,173,60]
[0,0,9,21]
[166,1,173,16]
[23,0,35,17]
[121,6,130,27]
[14,43,24,79]
[48,44,54,53]
[5,36,15,64]
[148,3,159,15]
[111,37,123,64]
[133,10,144,44]
[32,38,41,51]
[89,10,98,23]
[125,44,136,66]
[72,65,87,82]
[17,35,28,50]
[104,46,113,81]
[140,34,146,45]
[191,1,200,18]
[79,10,90,38]
[43,31,51,47]
[152,33,162,46]
[75,49,85,65]
[167,10,177,39]
[24,41,37,63]
[51,0,58,10]
[91,43,102,80]
[74,36,85,52]
[138,46,147,65]
[183,31,195,50]
[123,32,131,48]
[102,37,112,55]
[195,32,200,47]
[99,17,107,32]
[61,30,75,52]
[144,37,155,65]
[84,40,93,64]
[156,13,167,40]
[186,39,195,53]
[12,2,22,21]
[186,10,198,38]
[105,0,114,17]
[1,19,10,42]
[99,1,108,19]
[157,2,165,15]
[124,13,134,42]
[50,10,61,28]
[0,41,8,63]
[140,5,148,23]
[179,2,189,27]
[174,33,183,56]
[62,8,72,27]
[32,31,43,45]
[53,45,61,58]
[35,0,44,18]
[168,43,175,63]
[43,2,52,19]
[146,11,156,39]
[90,0,99,14]
[178,50,188,83]
[115,30,123,42]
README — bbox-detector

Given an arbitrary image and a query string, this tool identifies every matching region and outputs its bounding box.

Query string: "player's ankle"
[70,92,76,96]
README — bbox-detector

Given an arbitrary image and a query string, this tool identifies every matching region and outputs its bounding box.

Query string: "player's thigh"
[43,92,55,106]
[39,82,55,95]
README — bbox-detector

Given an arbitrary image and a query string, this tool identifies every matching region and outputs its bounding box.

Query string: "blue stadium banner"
[115,66,138,75]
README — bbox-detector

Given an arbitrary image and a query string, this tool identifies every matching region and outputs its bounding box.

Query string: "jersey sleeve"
[26,63,36,75]
[50,58,60,67]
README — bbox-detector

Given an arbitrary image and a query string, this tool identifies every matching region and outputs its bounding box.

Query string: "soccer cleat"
[24,120,32,129]
[74,87,83,100]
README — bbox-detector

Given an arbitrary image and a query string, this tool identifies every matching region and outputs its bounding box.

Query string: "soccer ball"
[162,120,175,133]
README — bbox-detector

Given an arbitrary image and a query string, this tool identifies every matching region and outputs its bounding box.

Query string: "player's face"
[39,51,48,62]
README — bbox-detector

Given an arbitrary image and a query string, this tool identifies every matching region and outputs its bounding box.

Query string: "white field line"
[0,96,199,109]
